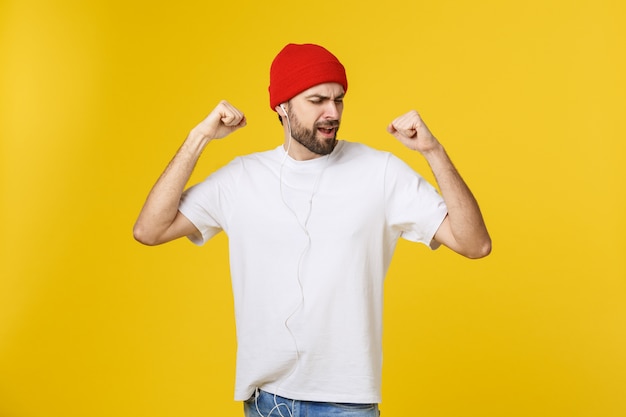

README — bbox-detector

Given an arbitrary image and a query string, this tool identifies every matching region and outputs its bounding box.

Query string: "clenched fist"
[387,110,440,154]
[191,100,247,141]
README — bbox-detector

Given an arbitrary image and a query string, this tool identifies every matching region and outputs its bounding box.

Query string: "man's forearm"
[422,144,491,257]
[133,132,209,245]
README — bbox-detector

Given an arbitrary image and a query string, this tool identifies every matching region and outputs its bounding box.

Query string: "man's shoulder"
[335,140,392,161]
[236,146,282,163]
[212,146,281,174]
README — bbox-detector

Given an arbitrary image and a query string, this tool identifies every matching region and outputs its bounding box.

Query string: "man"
[134,43,491,417]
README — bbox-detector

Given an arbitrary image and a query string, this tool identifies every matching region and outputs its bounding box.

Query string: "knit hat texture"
[269,43,348,111]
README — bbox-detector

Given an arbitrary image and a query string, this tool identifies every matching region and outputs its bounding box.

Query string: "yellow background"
[1,0,625,416]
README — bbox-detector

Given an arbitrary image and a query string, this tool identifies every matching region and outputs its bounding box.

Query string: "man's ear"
[276,104,287,116]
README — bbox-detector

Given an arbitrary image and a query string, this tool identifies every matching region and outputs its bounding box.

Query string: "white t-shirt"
[179,140,447,403]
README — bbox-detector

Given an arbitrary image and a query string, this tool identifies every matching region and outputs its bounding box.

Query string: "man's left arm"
[387,110,491,259]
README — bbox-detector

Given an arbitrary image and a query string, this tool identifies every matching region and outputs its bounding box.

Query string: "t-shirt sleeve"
[178,158,240,246]
[384,154,448,249]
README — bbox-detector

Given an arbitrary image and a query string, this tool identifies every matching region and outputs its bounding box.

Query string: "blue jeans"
[244,390,380,417]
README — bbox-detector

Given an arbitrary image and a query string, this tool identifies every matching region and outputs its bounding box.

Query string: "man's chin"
[293,134,337,156]
[313,138,337,155]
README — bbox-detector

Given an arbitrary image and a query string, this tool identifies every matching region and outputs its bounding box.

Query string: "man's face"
[286,83,345,156]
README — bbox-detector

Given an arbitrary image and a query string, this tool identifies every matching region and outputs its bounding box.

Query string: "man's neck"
[283,138,325,161]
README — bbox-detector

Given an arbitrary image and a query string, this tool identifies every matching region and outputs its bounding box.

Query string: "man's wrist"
[418,141,445,160]
[183,130,213,155]
[189,126,215,143]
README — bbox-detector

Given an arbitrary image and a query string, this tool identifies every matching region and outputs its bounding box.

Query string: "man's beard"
[287,108,339,156]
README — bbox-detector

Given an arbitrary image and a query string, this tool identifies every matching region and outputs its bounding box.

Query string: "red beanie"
[269,43,348,111]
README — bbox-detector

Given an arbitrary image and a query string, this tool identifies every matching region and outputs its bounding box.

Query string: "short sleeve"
[384,154,448,248]
[178,158,242,245]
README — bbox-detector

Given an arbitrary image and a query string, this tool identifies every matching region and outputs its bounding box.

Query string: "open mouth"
[316,123,338,138]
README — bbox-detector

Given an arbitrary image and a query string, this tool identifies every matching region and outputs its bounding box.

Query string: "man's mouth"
[316,122,339,138]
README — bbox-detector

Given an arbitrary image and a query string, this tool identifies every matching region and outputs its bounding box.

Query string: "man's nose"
[323,101,341,119]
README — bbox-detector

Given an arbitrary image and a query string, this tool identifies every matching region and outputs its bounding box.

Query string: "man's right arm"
[133,100,246,246]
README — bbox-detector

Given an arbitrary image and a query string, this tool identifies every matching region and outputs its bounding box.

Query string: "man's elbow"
[465,238,492,259]
[133,222,162,246]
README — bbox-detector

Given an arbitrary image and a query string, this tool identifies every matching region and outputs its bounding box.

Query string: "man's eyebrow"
[305,93,345,100]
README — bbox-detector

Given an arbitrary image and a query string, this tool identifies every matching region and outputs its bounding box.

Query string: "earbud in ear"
[280,104,287,115]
